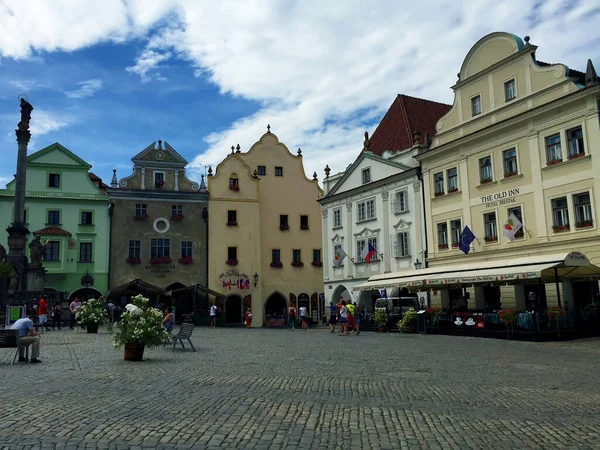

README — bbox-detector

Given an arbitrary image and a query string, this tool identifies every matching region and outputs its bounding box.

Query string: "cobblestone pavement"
[1,327,599,450]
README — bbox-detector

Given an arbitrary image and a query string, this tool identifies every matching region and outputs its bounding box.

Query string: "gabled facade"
[320,95,451,312]
[107,140,209,312]
[0,142,110,299]
[415,32,600,312]
[208,130,323,327]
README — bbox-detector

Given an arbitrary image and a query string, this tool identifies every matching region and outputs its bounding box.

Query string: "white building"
[319,95,451,313]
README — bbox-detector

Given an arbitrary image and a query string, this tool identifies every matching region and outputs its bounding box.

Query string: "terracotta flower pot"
[124,343,145,361]
[86,323,99,334]
[378,326,387,333]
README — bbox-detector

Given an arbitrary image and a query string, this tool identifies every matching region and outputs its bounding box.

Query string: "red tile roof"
[34,226,72,237]
[367,94,452,156]
[88,172,109,189]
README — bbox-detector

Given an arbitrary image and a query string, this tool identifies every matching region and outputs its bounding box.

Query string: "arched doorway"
[332,285,351,304]
[226,294,243,324]
[166,282,188,320]
[265,292,287,327]
[69,287,103,302]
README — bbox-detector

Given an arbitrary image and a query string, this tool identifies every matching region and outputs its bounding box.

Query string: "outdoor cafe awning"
[108,278,165,295]
[166,283,226,298]
[353,251,600,291]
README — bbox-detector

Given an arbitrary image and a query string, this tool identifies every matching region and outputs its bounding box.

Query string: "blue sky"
[0,0,599,187]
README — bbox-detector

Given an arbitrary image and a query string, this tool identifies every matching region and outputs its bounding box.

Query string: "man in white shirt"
[10,316,41,363]
[209,303,218,328]
[299,306,308,331]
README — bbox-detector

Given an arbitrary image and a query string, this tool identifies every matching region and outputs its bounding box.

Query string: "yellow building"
[208,129,323,326]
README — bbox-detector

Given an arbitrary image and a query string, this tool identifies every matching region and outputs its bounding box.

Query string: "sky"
[0,0,599,188]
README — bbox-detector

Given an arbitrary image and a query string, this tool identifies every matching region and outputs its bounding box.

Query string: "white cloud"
[126,50,171,82]
[29,109,72,137]
[65,79,103,98]
[0,175,13,188]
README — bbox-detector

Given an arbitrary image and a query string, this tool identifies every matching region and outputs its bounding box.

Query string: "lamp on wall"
[253,272,259,287]
[413,259,422,270]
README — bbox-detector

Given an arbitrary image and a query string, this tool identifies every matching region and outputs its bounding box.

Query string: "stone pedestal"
[27,267,46,292]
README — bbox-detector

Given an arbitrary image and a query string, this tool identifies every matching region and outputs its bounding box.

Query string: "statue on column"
[29,236,45,267]
[18,98,34,131]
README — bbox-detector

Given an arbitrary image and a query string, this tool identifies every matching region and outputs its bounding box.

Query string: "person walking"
[107,300,115,323]
[10,315,42,363]
[328,302,337,333]
[299,305,308,331]
[244,308,253,329]
[52,302,62,330]
[288,305,297,330]
[38,296,50,331]
[338,301,348,336]
[69,297,81,330]
[346,301,356,335]
[353,302,361,335]
[209,303,217,328]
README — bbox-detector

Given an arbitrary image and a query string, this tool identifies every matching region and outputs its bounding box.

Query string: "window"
[48,173,60,188]
[79,243,92,262]
[447,168,458,192]
[545,134,562,164]
[135,203,147,217]
[47,210,60,225]
[43,241,60,261]
[484,212,498,242]
[128,240,141,259]
[257,165,266,176]
[357,199,375,222]
[394,190,407,213]
[181,241,193,258]
[552,197,569,230]
[81,211,93,225]
[313,249,321,263]
[397,232,409,257]
[150,238,170,258]
[227,210,237,225]
[451,219,462,247]
[507,207,524,239]
[503,148,518,177]
[504,79,516,101]
[272,249,281,263]
[227,246,237,261]
[357,237,378,262]
[479,156,493,183]
[574,192,593,228]
[434,172,444,196]
[172,205,183,217]
[279,214,289,230]
[437,223,448,248]
[362,168,371,184]
[293,249,302,263]
[229,177,239,187]
[333,208,342,228]
[567,127,585,159]
[274,167,283,176]
[471,95,481,116]
[300,215,309,230]
[154,172,165,188]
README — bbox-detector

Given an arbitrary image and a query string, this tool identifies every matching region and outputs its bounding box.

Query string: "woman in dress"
[244,308,253,328]
[328,301,337,333]
[288,305,297,330]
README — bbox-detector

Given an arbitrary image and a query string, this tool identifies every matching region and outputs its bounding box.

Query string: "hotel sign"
[480,188,521,208]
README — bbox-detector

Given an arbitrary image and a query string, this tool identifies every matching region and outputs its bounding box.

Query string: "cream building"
[207,129,323,327]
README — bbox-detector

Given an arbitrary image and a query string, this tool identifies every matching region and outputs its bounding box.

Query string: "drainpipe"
[107,202,114,294]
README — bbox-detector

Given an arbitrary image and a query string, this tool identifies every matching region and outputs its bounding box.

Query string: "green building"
[0,143,110,300]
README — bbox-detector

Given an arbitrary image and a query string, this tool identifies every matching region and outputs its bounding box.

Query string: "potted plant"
[311,260,323,267]
[126,257,141,265]
[438,244,448,250]
[291,261,304,267]
[226,259,238,266]
[109,294,170,361]
[397,307,417,333]
[76,297,109,333]
[229,184,240,191]
[171,214,184,221]
[373,309,388,332]
[546,307,564,318]
[427,306,442,330]
[552,225,569,233]
[575,220,593,229]
[226,221,238,227]
[480,178,493,184]
[484,236,498,243]
[150,256,171,265]
[270,261,283,268]
[279,224,290,231]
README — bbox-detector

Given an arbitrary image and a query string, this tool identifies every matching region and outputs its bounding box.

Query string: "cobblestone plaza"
[1,328,599,449]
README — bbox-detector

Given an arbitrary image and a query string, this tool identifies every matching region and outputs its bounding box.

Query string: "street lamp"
[253,272,259,287]
[413,259,422,270]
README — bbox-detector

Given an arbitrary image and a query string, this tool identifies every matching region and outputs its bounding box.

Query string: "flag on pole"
[459,226,476,255]
[333,247,347,267]
[360,242,377,263]
[380,289,387,299]
[503,212,523,242]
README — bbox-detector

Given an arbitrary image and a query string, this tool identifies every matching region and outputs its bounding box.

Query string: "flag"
[459,226,476,255]
[380,289,387,299]
[360,242,377,263]
[333,247,347,266]
[503,213,523,242]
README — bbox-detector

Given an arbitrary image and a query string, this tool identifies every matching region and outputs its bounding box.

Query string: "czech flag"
[360,242,377,263]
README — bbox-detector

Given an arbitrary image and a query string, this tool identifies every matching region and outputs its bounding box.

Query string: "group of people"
[287,305,310,330]
[329,300,361,336]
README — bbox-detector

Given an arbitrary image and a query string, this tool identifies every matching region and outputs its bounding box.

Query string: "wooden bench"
[0,329,29,365]
[170,323,196,352]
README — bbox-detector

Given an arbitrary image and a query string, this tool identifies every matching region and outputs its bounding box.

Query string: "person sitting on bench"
[10,315,42,363]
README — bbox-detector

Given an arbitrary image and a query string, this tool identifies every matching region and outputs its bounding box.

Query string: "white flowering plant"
[76,297,109,325]
[109,294,170,349]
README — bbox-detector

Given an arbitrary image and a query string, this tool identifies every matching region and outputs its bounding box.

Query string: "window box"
[134,215,148,221]
[291,261,304,267]
[126,257,141,265]
[155,180,165,188]
[438,244,448,250]
[229,184,240,191]
[178,256,193,265]
[447,188,459,194]
[569,153,585,161]
[150,256,171,265]
[311,261,323,267]
[484,236,498,243]
[270,261,283,268]
[552,225,570,233]
[575,220,593,229]
[226,221,238,227]
[434,192,445,198]
[480,178,493,185]
[504,172,518,178]
[279,224,289,231]
[171,214,184,221]
[226,259,238,266]
[451,243,460,248]
[300,225,309,230]
[547,159,562,166]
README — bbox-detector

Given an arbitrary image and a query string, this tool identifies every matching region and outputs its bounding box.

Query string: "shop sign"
[218,268,251,290]
[480,188,521,208]
[564,252,589,267]
[145,264,175,279]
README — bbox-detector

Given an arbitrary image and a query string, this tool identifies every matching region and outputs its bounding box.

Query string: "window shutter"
[391,233,398,258]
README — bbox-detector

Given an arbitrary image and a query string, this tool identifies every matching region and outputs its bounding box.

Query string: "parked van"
[374,297,420,327]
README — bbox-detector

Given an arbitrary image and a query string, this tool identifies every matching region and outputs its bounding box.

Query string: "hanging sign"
[218,268,251,290]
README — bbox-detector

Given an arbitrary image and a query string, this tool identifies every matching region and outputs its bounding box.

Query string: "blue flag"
[459,226,476,254]
[380,289,387,298]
